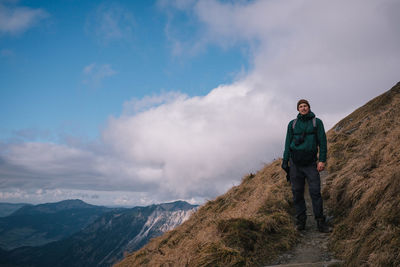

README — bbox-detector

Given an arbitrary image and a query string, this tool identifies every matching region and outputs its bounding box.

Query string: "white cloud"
[0,188,26,200]
[82,63,117,88]
[0,2,48,35]
[122,91,187,114]
[102,82,286,198]
[85,3,135,44]
[191,0,400,111]
[1,0,400,206]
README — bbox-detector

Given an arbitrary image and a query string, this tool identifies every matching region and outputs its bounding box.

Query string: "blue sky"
[1,0,399,206]
[1,0,248,142]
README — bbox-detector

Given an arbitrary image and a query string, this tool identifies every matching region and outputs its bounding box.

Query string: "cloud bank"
[1,0,400,206]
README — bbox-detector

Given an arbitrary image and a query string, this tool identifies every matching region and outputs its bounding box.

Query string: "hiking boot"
[296,214,307,231]
[316,217,332,233]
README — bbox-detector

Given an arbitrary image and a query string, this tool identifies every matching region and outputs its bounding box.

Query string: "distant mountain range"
[0,199,114,250]
[0,199,197,267]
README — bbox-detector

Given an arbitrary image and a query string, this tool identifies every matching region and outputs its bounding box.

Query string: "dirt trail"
[265,171,343,267]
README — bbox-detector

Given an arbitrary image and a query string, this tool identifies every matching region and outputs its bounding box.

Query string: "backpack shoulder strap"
[313,117,319,144]
[292,118,298,130]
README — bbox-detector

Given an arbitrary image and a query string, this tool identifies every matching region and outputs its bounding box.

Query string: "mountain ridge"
[10,199,103,216]
[0,199,114,250]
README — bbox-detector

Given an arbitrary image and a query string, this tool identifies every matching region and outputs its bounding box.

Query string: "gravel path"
[265,171,343,267]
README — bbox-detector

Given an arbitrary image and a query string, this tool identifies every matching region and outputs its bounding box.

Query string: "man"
[282,99,330,233]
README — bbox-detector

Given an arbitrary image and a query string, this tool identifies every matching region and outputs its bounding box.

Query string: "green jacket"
[283,111,327,163]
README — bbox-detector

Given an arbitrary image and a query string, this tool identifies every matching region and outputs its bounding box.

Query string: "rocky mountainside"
[0,200,197,267]
[116,82,400,266]
[0,199,113,250]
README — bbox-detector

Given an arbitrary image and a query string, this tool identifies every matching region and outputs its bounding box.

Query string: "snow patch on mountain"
[126,207,196,250]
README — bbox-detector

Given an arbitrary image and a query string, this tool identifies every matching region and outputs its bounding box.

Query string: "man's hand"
[281,160,290,173]
[317,162,325,172]
[281,160,291,183]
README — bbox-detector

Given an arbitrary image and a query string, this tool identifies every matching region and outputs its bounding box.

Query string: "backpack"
[292,117,316,131]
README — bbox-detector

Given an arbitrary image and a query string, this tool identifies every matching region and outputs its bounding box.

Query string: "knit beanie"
[297,99,310,111]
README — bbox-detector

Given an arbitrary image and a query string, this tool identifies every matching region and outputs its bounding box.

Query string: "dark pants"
[289,159,324,220]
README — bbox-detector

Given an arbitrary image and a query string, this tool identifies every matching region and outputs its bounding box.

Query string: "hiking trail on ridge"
[265,171,343,267]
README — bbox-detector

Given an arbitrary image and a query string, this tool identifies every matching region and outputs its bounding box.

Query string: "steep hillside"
[0,199,113,249]
[115,162,297,266]
[116,82,400,267]
[0,201,196,267]
[323,82,400,266]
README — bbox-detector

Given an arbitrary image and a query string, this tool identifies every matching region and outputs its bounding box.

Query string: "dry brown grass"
[323,82,400,266]
[114,161,298,266]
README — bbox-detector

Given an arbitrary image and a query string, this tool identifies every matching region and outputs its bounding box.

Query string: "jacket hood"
[297,111,315,121]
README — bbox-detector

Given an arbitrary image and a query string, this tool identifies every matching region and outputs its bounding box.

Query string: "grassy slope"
[115,161,297,266]
[323,82,400,266]
[116,82,400,266]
